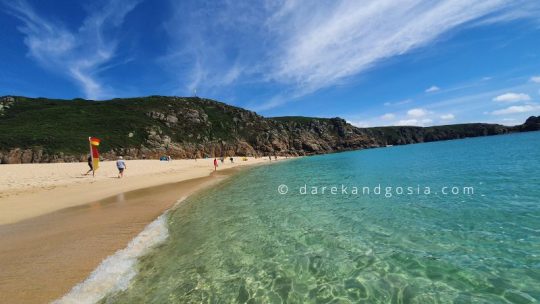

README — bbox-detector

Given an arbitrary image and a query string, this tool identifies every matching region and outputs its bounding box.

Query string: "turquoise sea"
[104,132,540,303]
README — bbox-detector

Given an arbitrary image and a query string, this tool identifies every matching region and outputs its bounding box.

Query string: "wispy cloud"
[491,104,540,115]
[425,86,440,93]
[384,99,412,107]
[492,92,531,102]
[440,113,455,120]
[264,0,538,105]
[472,1,540,25]
[162,1,270,96]
[3,0,140,99]
[396,118,433,126]
[347,120,370,128]
[531,76,540,83]
[407,108,429,118]
[380,113,396,120]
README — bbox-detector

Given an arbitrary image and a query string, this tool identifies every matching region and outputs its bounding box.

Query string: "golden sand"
[0,158,271,224]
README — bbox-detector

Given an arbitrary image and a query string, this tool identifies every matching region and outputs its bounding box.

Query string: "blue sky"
[1,0,539,127]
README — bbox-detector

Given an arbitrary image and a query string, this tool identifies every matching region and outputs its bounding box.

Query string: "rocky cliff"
[0,95,538,164]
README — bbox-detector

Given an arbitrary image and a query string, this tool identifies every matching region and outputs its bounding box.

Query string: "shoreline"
[0,158,280,304]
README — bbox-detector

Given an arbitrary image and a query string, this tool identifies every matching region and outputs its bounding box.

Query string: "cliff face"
[0,95,538,164]
[359,123,516,146]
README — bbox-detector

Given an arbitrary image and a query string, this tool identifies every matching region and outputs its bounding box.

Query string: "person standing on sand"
[116,156,127,178]
[84,155,94,176]
[213,158,218,171]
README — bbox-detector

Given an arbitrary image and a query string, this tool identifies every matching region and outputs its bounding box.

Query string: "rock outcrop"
[520,116,540,132]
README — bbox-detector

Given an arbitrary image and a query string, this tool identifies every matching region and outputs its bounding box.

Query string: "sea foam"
[52,198,186,304]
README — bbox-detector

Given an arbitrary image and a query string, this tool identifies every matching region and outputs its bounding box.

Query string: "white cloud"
[425,86,440,93]
[396,119,419,126]
[383,99,412,107]
[5,0,140,99]
[491,104,540,115]
[395,118,433,126]
[531,76,540,83]
[407,108,428,118]
[440,113,455,120]
[492,92,531,102]
[347,120,370,128]
[381,113,395,120]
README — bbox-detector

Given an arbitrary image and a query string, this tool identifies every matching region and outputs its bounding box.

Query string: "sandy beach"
[0,158,273,225]
[0,157,277,304]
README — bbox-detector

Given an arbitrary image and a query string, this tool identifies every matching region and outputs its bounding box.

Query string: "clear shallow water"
[104,132,540,303]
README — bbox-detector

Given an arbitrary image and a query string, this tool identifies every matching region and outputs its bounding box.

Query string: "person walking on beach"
[116,156,127,178]
[213,158,218,171]
[84,155,94,176]
[229,157,234,163]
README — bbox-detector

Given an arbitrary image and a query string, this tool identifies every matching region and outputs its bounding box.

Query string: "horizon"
[1,0,540,127]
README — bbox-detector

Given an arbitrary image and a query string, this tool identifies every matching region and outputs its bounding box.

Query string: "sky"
[1,0,540,127]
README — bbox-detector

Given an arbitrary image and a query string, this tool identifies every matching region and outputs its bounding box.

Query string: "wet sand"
[0,168,244,304]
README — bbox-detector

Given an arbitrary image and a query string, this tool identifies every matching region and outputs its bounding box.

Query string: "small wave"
[52,197,186,304]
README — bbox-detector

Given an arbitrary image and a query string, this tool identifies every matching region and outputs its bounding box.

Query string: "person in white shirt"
[116,156,127,178]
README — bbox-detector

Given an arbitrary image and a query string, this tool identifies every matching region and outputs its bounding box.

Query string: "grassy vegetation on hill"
[0,97,164,154]
[0,96,254,154]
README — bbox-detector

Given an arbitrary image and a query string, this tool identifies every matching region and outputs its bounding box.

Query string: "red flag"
[89,137,100,171]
